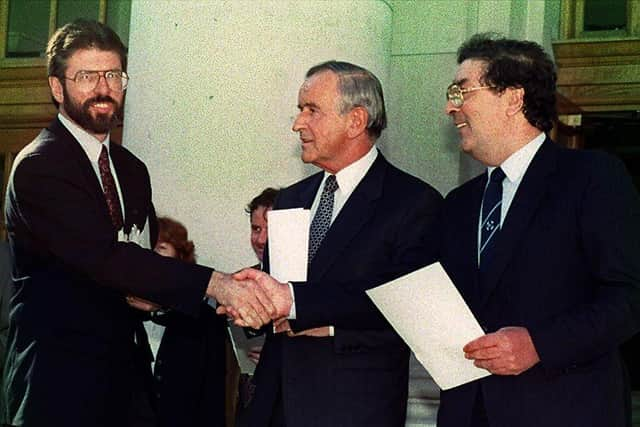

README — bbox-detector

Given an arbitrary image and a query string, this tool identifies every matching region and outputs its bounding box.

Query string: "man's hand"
[248,345,262,365]
[232,268,293,320]
[463,326,540,375]
[207,271,276,329]
[126,295,161,312]
[274,319,331,337]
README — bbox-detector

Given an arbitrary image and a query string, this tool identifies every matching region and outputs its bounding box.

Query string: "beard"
[62,86,123,135]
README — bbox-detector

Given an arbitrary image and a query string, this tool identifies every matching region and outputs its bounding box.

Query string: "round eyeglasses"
[64,70,129,92]
[446,83,494,108]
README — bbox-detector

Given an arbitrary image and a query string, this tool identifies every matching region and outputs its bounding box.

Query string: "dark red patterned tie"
[98,145,124,230]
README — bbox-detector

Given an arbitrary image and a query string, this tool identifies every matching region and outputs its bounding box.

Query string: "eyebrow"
[297,101,320,111]
[452,78,468,86]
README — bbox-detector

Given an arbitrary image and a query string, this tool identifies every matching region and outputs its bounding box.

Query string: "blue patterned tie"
[479,168,505,270]
[308,175,339,262]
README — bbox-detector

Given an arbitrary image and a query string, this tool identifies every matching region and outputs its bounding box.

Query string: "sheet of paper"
[227,324,265,375]
[366,262,490,390]
[267,208,310,282]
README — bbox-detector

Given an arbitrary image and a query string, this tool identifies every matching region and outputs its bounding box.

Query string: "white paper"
[267,208,310,282]
[227,324,265,375]
[366,262,490,390]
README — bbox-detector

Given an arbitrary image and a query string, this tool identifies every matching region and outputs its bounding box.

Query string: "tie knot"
[490,167,505,183]
[99,145,109,163]
[324,175,339,193]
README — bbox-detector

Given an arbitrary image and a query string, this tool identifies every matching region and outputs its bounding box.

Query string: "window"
[560,0,640,39]
[0,0,131,67]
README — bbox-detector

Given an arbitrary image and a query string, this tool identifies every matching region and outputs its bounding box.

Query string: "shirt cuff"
[287,282,296,319]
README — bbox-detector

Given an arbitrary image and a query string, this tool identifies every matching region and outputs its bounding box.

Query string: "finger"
[465,346,501,361]
[216,306,228,316]
[237,306,259,329]
[249,286,278,321]
[464,333,499,352]
[234,317,249,327]
[233,268,260,281]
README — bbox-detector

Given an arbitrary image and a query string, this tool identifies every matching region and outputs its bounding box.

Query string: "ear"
[505,87,525,117]
[346,106,369,139]
[49,76,64,105]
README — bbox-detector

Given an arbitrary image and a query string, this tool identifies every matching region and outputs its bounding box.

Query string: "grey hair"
[306,60,387,139]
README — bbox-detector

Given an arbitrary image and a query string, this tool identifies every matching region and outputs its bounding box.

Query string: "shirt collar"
[324,145,378,195]
[488,132,545,183]
[58,113,111,163]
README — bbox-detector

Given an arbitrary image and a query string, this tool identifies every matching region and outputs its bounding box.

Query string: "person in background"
[232,188,280,426]
[438,33,640,427]
[149,216,227,427]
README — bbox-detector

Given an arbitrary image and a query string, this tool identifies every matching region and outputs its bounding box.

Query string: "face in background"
[154,241,178,259]
[250,205,271,262]
[49,48,124,141]
[445,59,507,165]
[292,70,351,174]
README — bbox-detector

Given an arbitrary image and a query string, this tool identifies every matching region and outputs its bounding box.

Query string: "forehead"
[298,70,339,103]
[251,205,270,222]
[65,48,122,72]
[454,59,487,86]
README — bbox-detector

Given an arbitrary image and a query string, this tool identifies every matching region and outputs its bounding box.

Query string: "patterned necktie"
[479,167,505,271]
[98,145,124,231]
[308,175,339,262]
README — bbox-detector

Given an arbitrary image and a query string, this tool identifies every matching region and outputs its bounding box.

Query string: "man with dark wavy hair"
[439,33,640,427]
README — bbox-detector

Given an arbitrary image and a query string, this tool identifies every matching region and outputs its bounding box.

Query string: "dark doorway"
[582,110,640,390]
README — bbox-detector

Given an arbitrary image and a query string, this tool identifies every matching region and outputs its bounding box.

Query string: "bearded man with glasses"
[2,19,273,427]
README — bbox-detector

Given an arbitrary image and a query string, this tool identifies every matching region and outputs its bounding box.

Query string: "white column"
[123,0,391,269]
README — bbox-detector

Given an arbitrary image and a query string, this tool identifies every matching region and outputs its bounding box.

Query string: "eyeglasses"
[446,83,494,108]
[63,70,129,92]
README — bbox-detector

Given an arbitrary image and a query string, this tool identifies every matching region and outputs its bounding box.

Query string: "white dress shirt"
[58,113,125,218]
[288,145,379,323]
[478,132,545,265]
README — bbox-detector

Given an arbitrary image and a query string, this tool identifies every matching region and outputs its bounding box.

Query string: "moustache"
[83,96,118,108]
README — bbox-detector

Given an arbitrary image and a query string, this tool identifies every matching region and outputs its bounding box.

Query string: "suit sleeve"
[8,152,211,316]
[529,154,640,368]
[288,185,443,331]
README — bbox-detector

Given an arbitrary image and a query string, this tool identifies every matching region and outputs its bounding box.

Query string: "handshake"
[209,268,293,329]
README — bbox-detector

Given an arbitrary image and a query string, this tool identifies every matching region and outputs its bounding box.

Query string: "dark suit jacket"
[2,118,213,427]
[438,138,640,427]
[248,152,442,427]
[152,302,227,427]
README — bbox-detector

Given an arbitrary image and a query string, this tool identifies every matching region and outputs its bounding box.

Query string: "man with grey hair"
[228,61,443,426]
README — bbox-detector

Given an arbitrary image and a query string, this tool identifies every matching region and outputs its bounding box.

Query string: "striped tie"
[479,167,505,270]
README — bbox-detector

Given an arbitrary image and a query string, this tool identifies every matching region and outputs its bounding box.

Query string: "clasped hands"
[211,268,292,330]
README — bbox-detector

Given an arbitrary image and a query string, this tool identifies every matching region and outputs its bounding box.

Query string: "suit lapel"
[478,138,558,305]
[49,119,111,217]
[459,176,486,308]
[309,155,386,281]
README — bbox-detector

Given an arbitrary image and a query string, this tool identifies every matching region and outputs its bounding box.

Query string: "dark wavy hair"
[245,187,279,216]
[156,217,196,264]
[46,19,127,108]
[457,33,557,132]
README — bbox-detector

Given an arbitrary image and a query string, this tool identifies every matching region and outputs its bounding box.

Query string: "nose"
[292,112,305,132]
[94,74,110,94]
[257,228,268,245]
[445,99,459,116]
